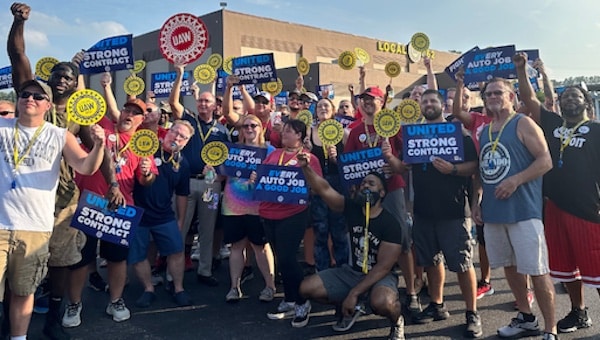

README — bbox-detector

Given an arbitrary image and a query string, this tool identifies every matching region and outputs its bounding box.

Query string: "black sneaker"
[464,311,483,338]
[240,266,255,285]
[557,307,592,333]
[412,302,449,324]
[88,272,108,292]
[388,316,405,340]
[291,301,311,328]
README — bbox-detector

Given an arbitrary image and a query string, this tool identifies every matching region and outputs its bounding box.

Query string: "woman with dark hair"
[260,119,322,328]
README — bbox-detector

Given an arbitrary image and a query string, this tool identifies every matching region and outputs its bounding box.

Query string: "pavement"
[26,248,600,340]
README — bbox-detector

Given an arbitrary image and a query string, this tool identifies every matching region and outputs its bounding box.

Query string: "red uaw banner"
[159,13,209,65]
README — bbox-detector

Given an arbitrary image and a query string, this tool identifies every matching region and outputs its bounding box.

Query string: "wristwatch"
[110,181,119,188]
[451,164,458,176]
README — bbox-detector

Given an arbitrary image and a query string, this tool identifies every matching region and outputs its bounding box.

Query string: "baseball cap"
[253,91,272,102]
[359,87,385,99]
[159,101,172,114]
[300,91,318,102]
[124,98,147,114]
[19,79,53,103]
[288,89,302,97]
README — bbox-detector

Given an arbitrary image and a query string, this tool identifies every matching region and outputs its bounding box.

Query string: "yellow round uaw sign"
[396,99,422,124]
[223,56,234,75]
[385,61,401,78]
[194,64,217,84]
[66,89,107,126]
[338,51,356,70]
[354,47,370,64]
[207,53,223,70]
[410,32,430,53]
[130,129,160,157]
[123,76,145,96]
[374,109,401,138]
[317,119,344,146]
[35,57,59,82]
[201,141,229,166]
[132,60,146,74]
[297,57,310,75]
[296,110,314,127]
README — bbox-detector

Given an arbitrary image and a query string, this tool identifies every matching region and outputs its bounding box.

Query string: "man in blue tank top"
[471,78,557,340]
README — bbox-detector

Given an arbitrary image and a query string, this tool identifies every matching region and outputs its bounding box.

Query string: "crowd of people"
[0,2,599,340]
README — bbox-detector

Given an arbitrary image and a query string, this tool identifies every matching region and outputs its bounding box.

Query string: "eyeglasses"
[0,111,14,116]
[302,100,312,104]
[483,90,507,98]
[122,107,143,115]
[20,91,49,101]
[288,96,300,101]
[146,108,159,113]
[242,123,259,129]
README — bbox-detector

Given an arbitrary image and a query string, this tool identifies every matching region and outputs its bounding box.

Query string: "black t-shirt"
[344,200,403,273]
[412,134,477,219]
[540,107,600,223]
[310,130,343,176]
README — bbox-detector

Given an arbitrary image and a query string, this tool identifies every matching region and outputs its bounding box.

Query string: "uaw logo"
[552,125,589,149]
[480,142,510,184]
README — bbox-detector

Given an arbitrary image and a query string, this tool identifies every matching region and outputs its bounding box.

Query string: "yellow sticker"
[354,47,370,64]
[207,53,223,70]
[410,32,430,53]
[297,57,310,75]
[223,56,234,75]
[201,141,229,166]
[66,89,107,126]
[35,57,59,82]
[395,99,422,124]
[132,60,146,74]
[385,61,402,78]
[296,110,314,127]
[317,119,344,146]
[123,76,145,96]
[193,64,217,84]
[130,129,160,157]
[374,108,401,138]
[338,51,356,70]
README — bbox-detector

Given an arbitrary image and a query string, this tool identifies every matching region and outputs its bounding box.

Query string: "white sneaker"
[258,287,275,302]
[267,300,295,320]
[219,245,231,259]
[62,302,82,328]
[497,312,540,338]
[106,298,131,322]
[190,248,201,261]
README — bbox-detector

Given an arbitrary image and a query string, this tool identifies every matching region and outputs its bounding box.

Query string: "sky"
[0,0,597,82]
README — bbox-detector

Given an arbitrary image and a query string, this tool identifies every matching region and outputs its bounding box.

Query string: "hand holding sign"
[297,152,311,168]
[90,124,106,147]
[431,156,454,174]
[130,129,159,157]
[512,52,527,69]
[374,109,401,137]
[66,89,107,126]
[159,13,209,65]
[140,157,152,176]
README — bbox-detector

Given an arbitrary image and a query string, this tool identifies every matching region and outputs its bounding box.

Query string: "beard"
[422,107,442,121]
[561,102,586,119]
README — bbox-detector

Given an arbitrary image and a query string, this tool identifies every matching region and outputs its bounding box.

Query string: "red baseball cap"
[359,87,385,99]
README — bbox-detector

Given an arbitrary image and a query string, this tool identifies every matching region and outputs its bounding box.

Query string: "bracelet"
[451,164,458,176]
[110,181,119,188]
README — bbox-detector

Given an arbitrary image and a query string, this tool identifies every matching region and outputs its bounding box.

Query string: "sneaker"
[557,307,592,333]
[476,280,494,299]
[388,316,405,340]
[173,291,193,307]
[135,291,156,308]
[190,249,200,261]
[241,266,255,285]
[106,298,131,322]
[88,272,108,292]
[497,312,540,338]
[542,332,559,340]
[62,302,82,328]
[412,302,449,324]
[291,301,311,328]
[267,300,295,320]
[219,244,231,259]
[514,289,535,310]
[258,287,275,302]
[33,290,50,314]
[225,287,242,303]
[464,311,483,338]
[404,294,421,318]
[332,306,365,332]
[151,270,164,286]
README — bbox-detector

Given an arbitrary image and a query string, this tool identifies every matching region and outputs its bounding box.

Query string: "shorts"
[48,201,86,267]
[381,188,412,252]
[318,264,398,304]
[0,230,51,297]
[484,218,549,276]
[222,214,267,245]
[545,200,600,286]
[71,235,129,269]
[128,220,184,264]
[412,216,474,273]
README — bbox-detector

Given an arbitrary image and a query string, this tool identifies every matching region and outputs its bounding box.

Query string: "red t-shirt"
[464,112,492,153]
[344,122,406,192]
[258,148,322,220]
[75,118,158,205]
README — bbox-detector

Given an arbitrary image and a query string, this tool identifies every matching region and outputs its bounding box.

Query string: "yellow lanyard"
[160,146,180,170]
[277,148,302,166]
[363,121,379,148]
[12,121,46,189]
[488,113,515,154]
[196,118,217,144]
[113,131,131,160]
[362,201,370,274]
[558,118,588,168]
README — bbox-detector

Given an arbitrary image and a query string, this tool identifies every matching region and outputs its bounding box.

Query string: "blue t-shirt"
[181,113,230,175]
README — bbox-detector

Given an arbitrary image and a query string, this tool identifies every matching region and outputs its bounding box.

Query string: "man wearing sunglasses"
[0,77,106,340]
[0,101,15,119]
[7,3,126,339]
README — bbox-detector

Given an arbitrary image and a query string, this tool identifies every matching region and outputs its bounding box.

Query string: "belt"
[190,174,206,180]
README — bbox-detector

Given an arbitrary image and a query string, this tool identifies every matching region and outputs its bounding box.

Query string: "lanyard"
[558,118,588,168]
[12,121,46,189]
[160,146,181,171]
[488,113,515,154]
[196,117,217,143]
[277,148,302,166]
[362,200,370,274]
[113,130,131,161]
[363,121,379,148]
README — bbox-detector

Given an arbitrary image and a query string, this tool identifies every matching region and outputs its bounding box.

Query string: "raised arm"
[169,63,186,119]
[297,152,345,212]
[240,84,254,114]
[513,53,542,123]
[533,58,556,111]
[452,67,473,127]
[358,66,366,94]
[100,72,120,122]
[222,75,243,126]
[424,57,438,90]
[7,2,34,91]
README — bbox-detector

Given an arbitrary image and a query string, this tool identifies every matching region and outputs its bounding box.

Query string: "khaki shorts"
[0,230,51,297]
[48,201,86,267]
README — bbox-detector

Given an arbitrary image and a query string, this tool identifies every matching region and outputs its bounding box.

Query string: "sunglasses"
[254,99,269,105]
[483,90,506,98]
[122,107,143,115]
[0,111,14,116]
[20,91,49,101]
[146,108,159,113]
[242,123,259,129]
